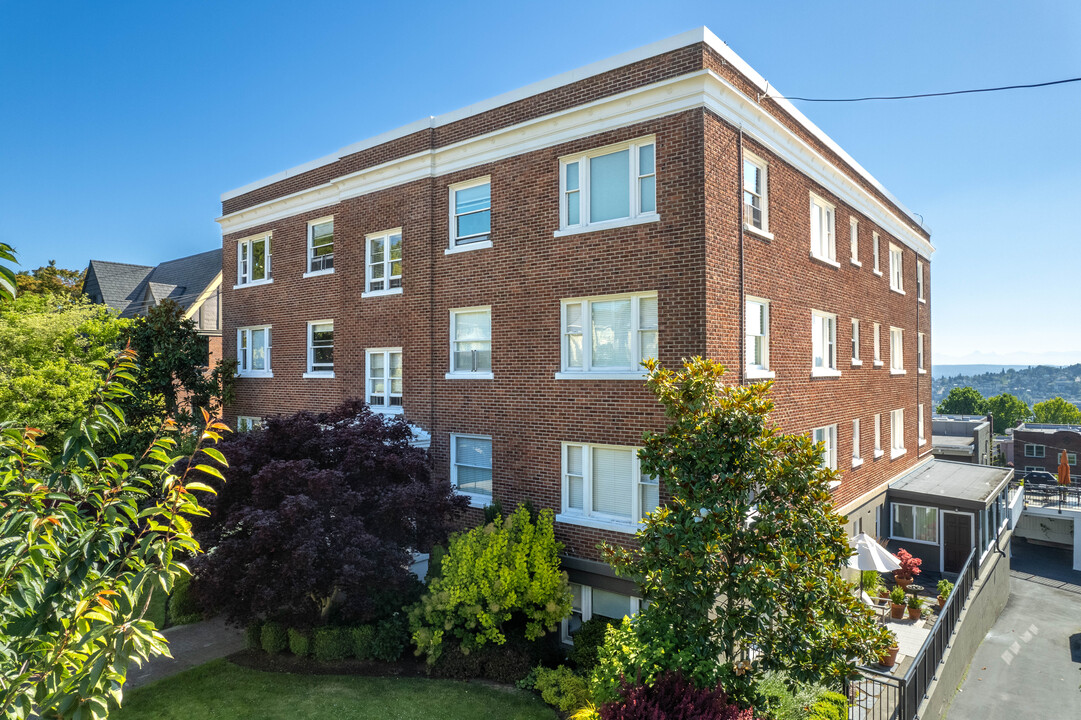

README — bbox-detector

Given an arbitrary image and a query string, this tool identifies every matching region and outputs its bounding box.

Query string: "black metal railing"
[1013,479,1081,512]
[848,547,978,720]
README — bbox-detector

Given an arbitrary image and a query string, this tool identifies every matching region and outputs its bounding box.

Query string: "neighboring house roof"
[83,249,221,319]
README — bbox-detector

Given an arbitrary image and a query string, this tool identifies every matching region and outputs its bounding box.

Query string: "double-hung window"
[559,137,657,233]
[916,260,926,301]
[872,232,881,275]
[560,443,658,532]
[873,323,882,366]
[809,194,836,263]
[745,298,772,378]
[917,333,926,372]
[1068,453,1077,466]
[892,503,938,544]
[306,218,334,274]
[811,311,838,376]
[852,418,862,467]
[874,414,883,458]
[448,307,492,378]
[305,321,334,377]
[1025,444,1045,458]
[559,292,657,378]
[850,218,860,264]
[366,229,403,295]
[918,404,926,445]
[449,177,491,250]
[451,434,492,504]
[891,408,905,458]
[743,153,768,234]
[890,327,905,374]
[813,425,838,471]
[236,234,271,286]
[889,244,904,293]
[851,319,861,365]
[563,583,643,644]
[366,348,403,412]
[237,416,263,432]
[237,325,271,377]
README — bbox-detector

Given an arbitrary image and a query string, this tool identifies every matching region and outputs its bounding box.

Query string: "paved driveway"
[946,540,1081,719]
[126,616,245,689]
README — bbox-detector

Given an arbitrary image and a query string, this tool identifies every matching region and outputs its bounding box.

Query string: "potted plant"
[937,579,955,609]
[878,631,899,667]
[893,548,922,590]
[862,570,883,597]
[889,585,906,619]
[907,593,924,620]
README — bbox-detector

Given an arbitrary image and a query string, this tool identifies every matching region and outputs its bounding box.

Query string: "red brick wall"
[1013,429,1081,478]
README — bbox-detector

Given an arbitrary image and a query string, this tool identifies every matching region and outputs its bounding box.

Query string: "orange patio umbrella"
[1058,450,1071,486]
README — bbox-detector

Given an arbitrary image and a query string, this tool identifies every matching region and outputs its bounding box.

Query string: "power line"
[780,76,1081,103]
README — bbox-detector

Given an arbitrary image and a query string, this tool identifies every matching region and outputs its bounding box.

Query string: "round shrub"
[807,691,847,720]
[599,671,752,720]
[288,627,311,657]
[430,642,485,680]
[534,665,590,713]
[312,626,352,662]
[167,573,202,626]
[371,616,409,662]
[244,622,262,651]
[351,625,376,660]
[569,616,618,674]
[260,621,288,655]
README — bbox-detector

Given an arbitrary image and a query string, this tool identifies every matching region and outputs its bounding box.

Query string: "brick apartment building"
[1012,422,1081,480]
[216,27,934,622]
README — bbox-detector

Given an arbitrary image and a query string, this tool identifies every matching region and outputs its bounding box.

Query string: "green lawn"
[113,659,558,720]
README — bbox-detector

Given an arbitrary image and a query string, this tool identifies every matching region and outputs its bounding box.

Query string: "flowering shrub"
[894,548,922,579]
[598,672,753,720]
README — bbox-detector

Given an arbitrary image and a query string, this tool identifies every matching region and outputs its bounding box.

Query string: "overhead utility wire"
[780,76,1081,103]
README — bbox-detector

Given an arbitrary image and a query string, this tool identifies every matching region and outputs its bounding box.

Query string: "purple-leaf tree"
[191,400,467,627]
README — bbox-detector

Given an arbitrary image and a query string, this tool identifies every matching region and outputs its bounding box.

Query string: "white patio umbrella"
[848,532,901,593]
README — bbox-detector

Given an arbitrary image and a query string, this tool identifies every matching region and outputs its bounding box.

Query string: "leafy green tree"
[1031,396,1081,425]
[15,260,85,299]
[984,393,1029,433]
[0,242,15,302]
[0,294,130,446]
[598,358,889,702]
[936,386,986,415]
[0,349,228,719]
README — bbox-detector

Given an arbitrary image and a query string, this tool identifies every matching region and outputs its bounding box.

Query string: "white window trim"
[303,320,335,378]
[872,322,883,367]
[852,418,863,467]
[237,416,263,431]
[556,292,656,380]
[304,216,335,277]
[918,404,926,446]
[237,325,273,378]
[1025,444,1046,458]
[889,243,905,294]
[889,327,906,375]
[812,424,838,471]
[917,333,926,374]
[1067,453,1077,466]
[890,502,939,546]
[745,296,774,379]
[874,413,883,458]
[811,310,840,377]
[366,347,403,414]
[364,228,404,297]
[447,306,494,379]
[742,150,770,235]
[809,193,836,265]
[872,232,882,276]
[851,318,861,366]
[556,136,659,236]
[890,408,906,459]
[1023,466,1043,472]
[849,217,861,265]
[556,442,656,534]
[448,176,492,251]
[561,583,644,645]
[235,232,272,288]
[916,260,926,303]
[450,433,493,508]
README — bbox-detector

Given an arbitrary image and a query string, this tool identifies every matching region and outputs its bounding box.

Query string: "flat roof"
[889,459,1013,510]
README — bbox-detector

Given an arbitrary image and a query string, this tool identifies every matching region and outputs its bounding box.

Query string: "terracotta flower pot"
[937,595,946,609]
[908,607,922,621]
[890,603,905,620]
[879,645,899,667]
[895,573,912,590]
[878,588,890,599]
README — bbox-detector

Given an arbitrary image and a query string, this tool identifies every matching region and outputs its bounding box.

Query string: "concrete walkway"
[126,616,245,689]
[945,540,1081,719]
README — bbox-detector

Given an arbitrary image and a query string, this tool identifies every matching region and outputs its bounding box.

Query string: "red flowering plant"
[893,548,922,585]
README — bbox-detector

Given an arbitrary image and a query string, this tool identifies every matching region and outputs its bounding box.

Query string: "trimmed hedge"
[287,627,310,657]
[370,616,409,662]
[312,626,352,662]
[261,621,288,654]
[568,616,618,674]
[245,622,262,651]
[351,625,375,660]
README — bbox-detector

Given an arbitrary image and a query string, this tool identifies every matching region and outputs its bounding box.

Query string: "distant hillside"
[932,364,1034,379]
[932,364,1081,408]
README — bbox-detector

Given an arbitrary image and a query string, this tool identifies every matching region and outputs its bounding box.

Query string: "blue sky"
[1,1,1079,364]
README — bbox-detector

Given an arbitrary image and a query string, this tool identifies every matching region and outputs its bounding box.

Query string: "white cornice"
[217,70,933,258]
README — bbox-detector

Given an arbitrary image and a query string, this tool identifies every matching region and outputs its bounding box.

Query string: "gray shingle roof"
[83,249,221,318]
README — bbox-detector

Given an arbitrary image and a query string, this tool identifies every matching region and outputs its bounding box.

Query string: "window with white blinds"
[562,582,643,643]
[560,292,657,376]
[451,434,492,499]
[449,307,492,377]
[561,443,658,527]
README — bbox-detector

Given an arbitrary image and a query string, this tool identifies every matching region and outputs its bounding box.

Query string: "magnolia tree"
[599,357,890,701]
[0,349,228,719]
